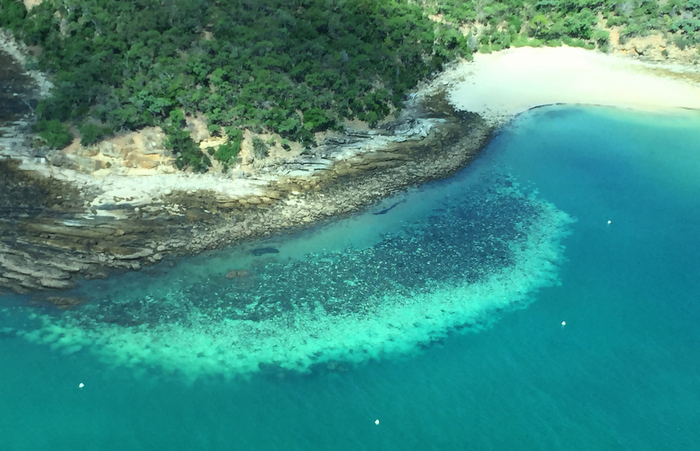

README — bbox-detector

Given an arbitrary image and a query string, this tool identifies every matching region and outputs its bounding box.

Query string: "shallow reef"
[15,172,574,379]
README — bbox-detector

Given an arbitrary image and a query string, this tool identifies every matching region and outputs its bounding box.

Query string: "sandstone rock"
[98,141,124,158]
[184,116,210,143]
[140,129,166,155]
[110,247,154,260]
[334,166,356,176]
[76,146,100,157]
[19,278,42,290]
[0,254,70,280]
[353,160,401,170]
[49,152,77,169]
[26,222,118,239]
[74,156,104,172]
[2,270,33,283]
[38,277,74,289]
[125,154,160,169]
[44,260,81,273]
[0,277,27,293]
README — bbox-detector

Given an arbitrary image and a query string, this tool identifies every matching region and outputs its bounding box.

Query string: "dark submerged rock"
[251,247,280,256]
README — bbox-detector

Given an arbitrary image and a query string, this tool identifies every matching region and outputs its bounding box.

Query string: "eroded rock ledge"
[0,90,492,299]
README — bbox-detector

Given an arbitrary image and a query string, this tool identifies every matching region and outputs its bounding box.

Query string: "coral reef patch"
[16,173,574,379]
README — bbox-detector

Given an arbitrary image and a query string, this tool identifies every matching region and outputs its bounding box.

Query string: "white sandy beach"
[439,46,700,124]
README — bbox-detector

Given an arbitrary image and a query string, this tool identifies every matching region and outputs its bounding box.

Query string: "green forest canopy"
[1,0,698,172]
[0,0,470,171]
[429,0,700,53]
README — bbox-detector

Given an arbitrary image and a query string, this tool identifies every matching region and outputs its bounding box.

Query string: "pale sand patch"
[22,0,42,11]
[440,46,700,125]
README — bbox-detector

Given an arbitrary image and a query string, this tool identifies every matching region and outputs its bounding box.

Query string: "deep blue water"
[1,106,699,450]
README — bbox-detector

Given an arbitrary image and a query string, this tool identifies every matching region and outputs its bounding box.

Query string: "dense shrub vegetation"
[33,118,72,148]
[0,0,470,170]
[1,0,698,170]
[427,0,700,53]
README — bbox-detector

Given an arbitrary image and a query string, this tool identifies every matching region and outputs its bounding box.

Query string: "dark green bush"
[34,120,73,149]
[591,29,610,46]
[165,111,209,172]
[213,128,242,170]
[214,141,240,166]
[0,0,27,29]
[79,123,112,147]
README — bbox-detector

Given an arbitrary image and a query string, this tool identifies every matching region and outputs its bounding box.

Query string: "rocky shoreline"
[0,44,493,299]
[5,25,700,303]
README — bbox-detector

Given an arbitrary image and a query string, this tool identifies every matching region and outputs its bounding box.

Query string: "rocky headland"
[0,36,492,299]
[3,30,700,304]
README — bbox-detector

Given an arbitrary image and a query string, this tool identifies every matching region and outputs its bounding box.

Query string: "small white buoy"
[607,220,612,225]
[78,383,84,388]
[374,419,380,425]
[561,321,566,327]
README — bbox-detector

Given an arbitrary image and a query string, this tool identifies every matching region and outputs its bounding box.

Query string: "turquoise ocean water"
[1,106,699,450]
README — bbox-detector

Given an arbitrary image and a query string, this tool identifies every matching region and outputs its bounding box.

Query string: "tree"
[529,15,550,38]
[0,0,27,29]
[79,123,112,146]
[34,120,73,149]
